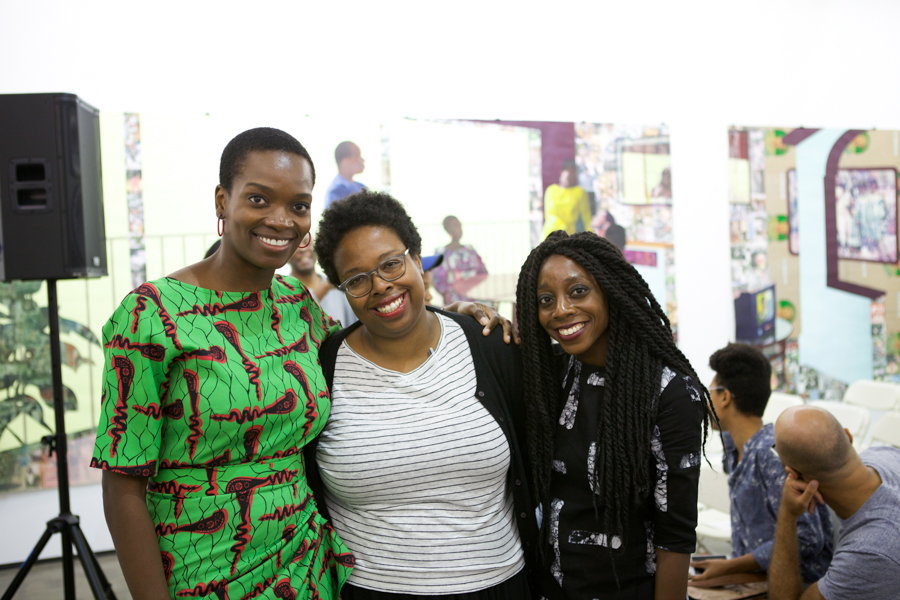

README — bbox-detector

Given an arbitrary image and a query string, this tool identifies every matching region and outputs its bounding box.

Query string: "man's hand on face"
[781,467,824,518]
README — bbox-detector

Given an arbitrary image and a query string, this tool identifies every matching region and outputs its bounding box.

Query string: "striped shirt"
[316,314,525,593]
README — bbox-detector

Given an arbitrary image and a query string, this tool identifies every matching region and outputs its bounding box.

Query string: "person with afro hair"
[690,344,833,586]
[306,189,536,599]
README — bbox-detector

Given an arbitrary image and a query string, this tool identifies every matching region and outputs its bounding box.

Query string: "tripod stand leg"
[75,530,117,600]
[61,527,76,600]
[1,527,55,600]
[70,524,116,600]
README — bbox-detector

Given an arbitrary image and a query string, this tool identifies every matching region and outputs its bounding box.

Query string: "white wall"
[2,0,900,563]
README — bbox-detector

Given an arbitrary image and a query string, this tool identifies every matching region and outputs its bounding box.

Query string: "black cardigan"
[303,306,539,586]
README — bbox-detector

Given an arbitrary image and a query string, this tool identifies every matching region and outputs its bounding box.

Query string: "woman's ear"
[412,254,424,275]
[214,184,227,216]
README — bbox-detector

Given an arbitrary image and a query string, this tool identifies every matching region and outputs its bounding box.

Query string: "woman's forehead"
[335,226,404,273]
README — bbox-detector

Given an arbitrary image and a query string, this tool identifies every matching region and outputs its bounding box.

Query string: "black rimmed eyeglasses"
[338,249,410,298]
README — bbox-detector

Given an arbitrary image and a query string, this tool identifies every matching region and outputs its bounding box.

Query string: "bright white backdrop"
[2,0,900,563]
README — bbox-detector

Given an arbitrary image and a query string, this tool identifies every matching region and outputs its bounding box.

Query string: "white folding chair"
[843,380,900,412]
[763,391,805,424]
[868,413,900,449]
[698,462,731,514]
[695,503,732,552]
[703,431,725,457]
[807,400,871,450]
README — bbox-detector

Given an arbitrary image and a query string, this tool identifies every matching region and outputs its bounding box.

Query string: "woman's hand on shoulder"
[443,301,519,344]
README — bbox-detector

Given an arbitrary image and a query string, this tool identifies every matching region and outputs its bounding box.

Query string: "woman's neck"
[351,310,441,374]
[171,249,276,292]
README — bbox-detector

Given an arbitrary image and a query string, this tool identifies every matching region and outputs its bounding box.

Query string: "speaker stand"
[2,279,117,600]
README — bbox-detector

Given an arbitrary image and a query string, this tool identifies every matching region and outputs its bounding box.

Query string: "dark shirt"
[541,356,703,600]
[722,425,833,583]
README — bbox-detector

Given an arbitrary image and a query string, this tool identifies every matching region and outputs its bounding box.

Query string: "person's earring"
[217,214,225,236]
[297,232,312,248]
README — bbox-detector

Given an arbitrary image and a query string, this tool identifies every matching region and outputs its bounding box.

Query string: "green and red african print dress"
[91,275,354,600]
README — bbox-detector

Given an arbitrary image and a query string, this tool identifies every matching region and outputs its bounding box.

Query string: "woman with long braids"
[516,231,712,600]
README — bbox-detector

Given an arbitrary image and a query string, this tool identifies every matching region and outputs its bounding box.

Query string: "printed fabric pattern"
[91,276,354,600]
[542,358,702,600]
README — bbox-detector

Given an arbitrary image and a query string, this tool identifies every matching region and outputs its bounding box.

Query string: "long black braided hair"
[516,231,715,564]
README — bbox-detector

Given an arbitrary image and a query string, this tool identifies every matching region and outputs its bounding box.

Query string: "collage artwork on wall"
[492,120,678,332]
[0,116,679,496]
[728,126,900,398]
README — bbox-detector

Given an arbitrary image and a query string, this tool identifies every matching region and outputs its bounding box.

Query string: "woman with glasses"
[305,190,537,599]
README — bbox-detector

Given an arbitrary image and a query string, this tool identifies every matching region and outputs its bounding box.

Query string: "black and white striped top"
[315,314,525,593]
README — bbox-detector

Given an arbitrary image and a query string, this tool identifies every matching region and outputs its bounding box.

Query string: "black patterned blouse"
[539,355,703,600]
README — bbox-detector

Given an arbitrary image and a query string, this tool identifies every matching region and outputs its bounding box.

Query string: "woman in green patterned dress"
[92,128,354,600]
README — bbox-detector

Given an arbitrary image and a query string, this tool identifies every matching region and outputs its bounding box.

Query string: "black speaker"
[0,93,107,281]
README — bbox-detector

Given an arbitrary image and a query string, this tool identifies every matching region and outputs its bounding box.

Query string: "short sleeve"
[652,371,704,553]
[91,293,177,477]
[818,550,900,600]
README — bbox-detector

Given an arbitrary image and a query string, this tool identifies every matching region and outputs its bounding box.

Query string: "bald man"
[769,406,900,600]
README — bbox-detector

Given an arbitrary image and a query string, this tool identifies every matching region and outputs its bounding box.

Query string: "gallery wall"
[726,127,900,401]
[1,0,899,563]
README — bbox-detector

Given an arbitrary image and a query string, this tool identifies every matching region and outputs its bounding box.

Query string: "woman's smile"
[253,232,295,250]
[371,292,407,318]
[555,321,587,341]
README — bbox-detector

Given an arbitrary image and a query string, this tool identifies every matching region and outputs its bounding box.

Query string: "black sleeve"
[483,330,523,420]
[652,372,704,553]
[303,324,356,522]
[491,336,528,476]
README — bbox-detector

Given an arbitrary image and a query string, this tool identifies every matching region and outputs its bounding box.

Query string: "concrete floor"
[0,553,131,600]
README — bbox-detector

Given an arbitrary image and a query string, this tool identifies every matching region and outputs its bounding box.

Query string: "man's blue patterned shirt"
[723,423,834,583]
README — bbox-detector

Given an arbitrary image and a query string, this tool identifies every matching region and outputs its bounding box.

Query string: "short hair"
[314,190,423,286]
[442,215,460,230]
[334,141,357,166]
[219,127,315,192]
[561,159,577,172]
[709,343,772,417]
